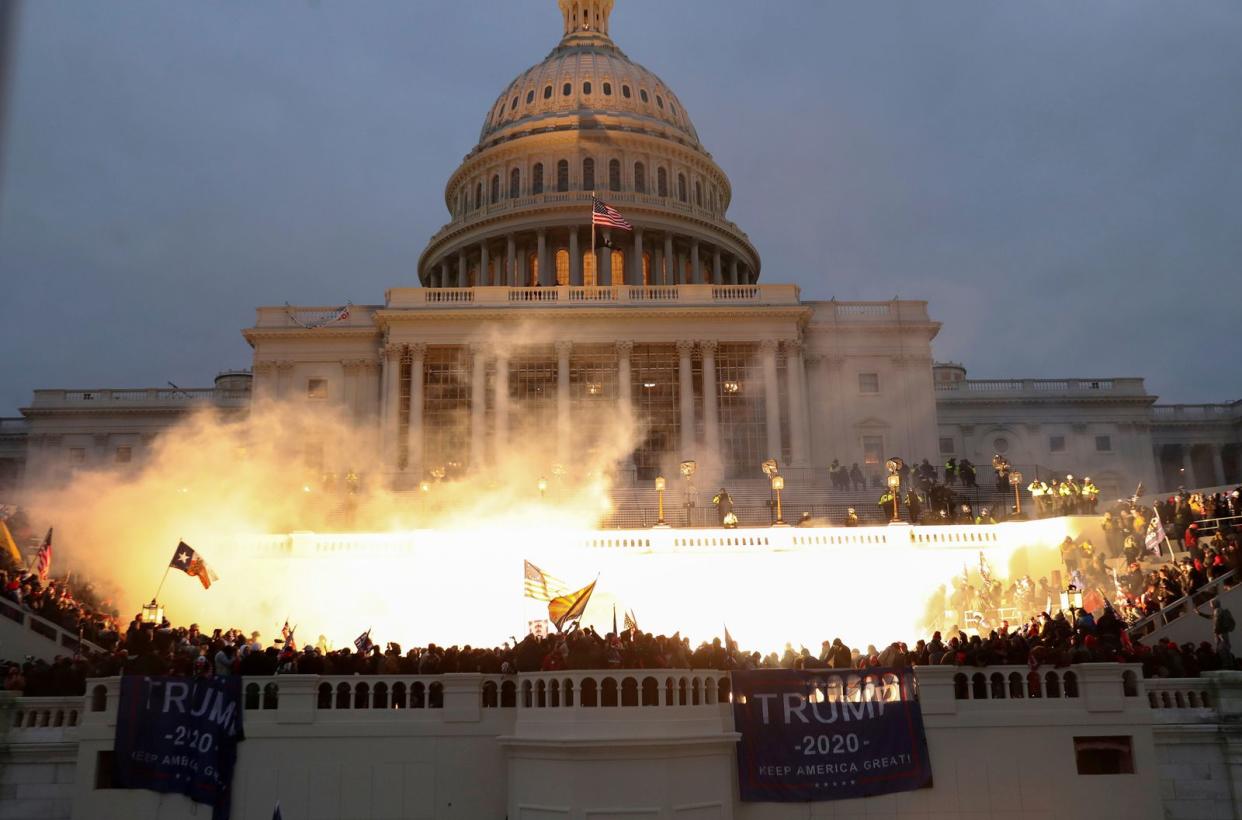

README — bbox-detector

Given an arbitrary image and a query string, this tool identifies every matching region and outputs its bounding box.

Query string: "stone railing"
[1152,403,1241,422]
[28,388,250,407]
[5,696,82,732]
[383,283,799,310]
[0,596,104,656]
[936,378,1147,396]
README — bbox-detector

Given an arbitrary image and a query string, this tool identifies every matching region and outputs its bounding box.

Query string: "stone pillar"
[494,354,510,463]
[537,229,549,286]
[479,242,490,287]
[632,227,644,286]
[556,341,572,464]
[440,261,451,288]
[406,344,426,477]
[676,340,696,460]
[506,235,516,287]
[381,345,402,472]
[457,250,467,288]
[469,346,487,469]
[701,340,720,466]
[664,234,675,285]
[569,226,582,286]
[760,339,782,461]
[785,339,810,467]
[653,247,665,287]
[729,258,739,286]
[599,231,613,286]
[690,240,700,285]
[616,341,634,431]
[712,249,722,285]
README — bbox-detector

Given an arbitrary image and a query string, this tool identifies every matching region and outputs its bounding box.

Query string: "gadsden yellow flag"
[0,520,21,565]
[547,580,597,632]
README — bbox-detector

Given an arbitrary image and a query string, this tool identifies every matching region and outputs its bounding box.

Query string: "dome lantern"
[558,0,614,39]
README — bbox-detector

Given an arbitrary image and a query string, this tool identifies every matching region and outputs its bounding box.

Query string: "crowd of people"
[3,486,1240,699]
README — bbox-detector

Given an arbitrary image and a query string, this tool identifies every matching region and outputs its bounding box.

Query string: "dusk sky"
[1,0,1240,415]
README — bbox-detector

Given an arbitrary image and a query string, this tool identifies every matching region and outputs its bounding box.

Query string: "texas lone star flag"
[169,541,218,590]
[731,668,932,803]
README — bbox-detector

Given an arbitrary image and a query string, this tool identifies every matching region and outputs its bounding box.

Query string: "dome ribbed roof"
[475,5,700,151]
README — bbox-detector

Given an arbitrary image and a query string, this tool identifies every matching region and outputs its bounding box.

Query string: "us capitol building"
[3,0,1239,505]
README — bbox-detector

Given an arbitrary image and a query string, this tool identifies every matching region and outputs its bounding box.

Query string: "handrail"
[1128,568,1239,638]
[0,597,105,655]
[1193,513,1242,534]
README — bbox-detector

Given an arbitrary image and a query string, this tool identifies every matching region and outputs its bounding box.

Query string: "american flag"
[354,629,373,654]
[592,198,632,231]
[623,609,638,635]
[35,528,52,583]
[524,560,569,602]
[281,619,297,651]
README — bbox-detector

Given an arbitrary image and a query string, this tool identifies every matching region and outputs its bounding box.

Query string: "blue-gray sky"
[1,0,1240,415]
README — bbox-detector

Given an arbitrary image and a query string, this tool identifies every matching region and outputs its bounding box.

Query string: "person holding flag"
[34,528,52,583]
[354,628,374,655]
[547,579,597,633]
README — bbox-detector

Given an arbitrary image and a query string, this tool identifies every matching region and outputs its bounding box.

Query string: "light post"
[771,475,786,526]
[537,477,548,498]
[142,600,164,625]
[680,460,697,527]
[886,473,901,522]
[1009,470,1024,516]
[1060,584,1084,615]
[654,476,668,528]
[762,459,780,526]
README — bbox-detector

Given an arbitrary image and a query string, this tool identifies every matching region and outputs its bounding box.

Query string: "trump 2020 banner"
[732,668,932,802]
[113,676,246,820]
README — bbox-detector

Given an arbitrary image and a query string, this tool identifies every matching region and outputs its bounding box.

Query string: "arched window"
[562,82,572,96]
[608,159,621,192]
[582,158,595,191]
[642,252,651,286]
[583,251,598,287]
[583,81,592,95]
[677,173,687,203]
[490,174,500,205]
[557,159,570,192]
[603,82,612,96]
[640,89,649,103]
[622,85,632,99]
[528,253,539,287]
[695,181,703,207]
[555,249,570,286]
[611,250,625,285]
[509,168,520,199]
[526,89,535,104]
[657,167,668,197]
[475,182,483,210]
[510,96,518,111]
[543,85,553,100]
[532,163,544,195]
[634,163,646,194]
[656,94,664,109]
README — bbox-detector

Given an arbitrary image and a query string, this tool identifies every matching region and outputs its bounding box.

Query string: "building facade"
[5,0,1240,501]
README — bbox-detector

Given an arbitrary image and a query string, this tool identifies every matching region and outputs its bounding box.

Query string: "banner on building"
[113,676,246,820]
[732,668,932,802]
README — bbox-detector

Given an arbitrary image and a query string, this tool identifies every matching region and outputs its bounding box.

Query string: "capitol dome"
[418,0,760,290]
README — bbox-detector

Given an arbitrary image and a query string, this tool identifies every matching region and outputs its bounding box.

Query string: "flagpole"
[590,192,597,285]
[152,565,172,603]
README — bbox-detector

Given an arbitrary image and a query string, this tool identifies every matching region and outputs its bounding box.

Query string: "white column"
[760,339,782,461]
[569,227,581,286]
[664,234,674,285]
[690,240,700,285]
[380,345,401,473]
[785,339,810,467]
[700,341,720,465]
[479,242,490,287]
[469,345,487,469]
[505,236,516,287]
[537,229,549,286]
[632,227,644,286]
[616,341,633,432]
[406,344,426,477]
[556,341,572,464]
[457,250,467,288]
[494,354,510,463]
[712,249,722,285]
[676,340,696,460]
[599,231,613,286]
[729,258,739,286]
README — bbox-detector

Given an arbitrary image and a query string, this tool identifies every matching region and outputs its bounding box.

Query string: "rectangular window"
[94,751,114,789]
[862,436,883,466]
[115,447,132,463]
[1074,736,1134,775]
[68,448,86,465]
[1049,435,1066,453]
[858,373,879,394]
[307,379,327,399]
[1096,435,1112,452]
[939,437,955,455]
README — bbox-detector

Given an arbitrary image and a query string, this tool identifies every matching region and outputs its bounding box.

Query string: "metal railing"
[1128,568,1240,638]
